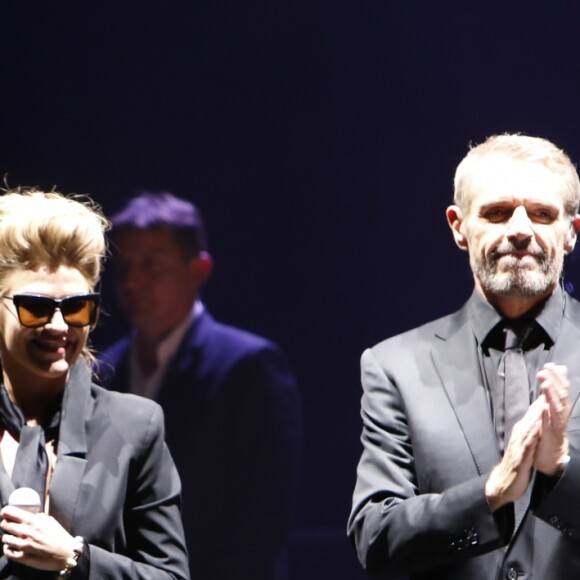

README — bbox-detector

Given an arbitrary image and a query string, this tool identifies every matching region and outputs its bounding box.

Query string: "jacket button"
[466,528,478,545]
[549,515,559,525]
[506,568,518,580]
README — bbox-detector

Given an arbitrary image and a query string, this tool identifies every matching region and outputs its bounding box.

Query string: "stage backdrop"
[3,2,580,578]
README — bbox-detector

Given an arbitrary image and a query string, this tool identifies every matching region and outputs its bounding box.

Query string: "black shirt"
[467,285,566,451]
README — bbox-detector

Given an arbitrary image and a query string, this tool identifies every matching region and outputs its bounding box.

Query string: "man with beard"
[348,134,580,579]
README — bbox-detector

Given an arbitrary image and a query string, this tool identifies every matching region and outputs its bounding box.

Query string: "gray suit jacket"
[348,291,580,580]
[0,363,190,580]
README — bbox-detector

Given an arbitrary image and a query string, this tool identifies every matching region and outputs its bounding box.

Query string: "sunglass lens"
[16,297,54,327]
[61,297,97,326]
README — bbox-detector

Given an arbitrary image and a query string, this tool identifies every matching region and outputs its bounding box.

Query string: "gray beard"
[472,253,562,298]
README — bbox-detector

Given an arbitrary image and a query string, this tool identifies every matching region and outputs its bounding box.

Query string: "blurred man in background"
[98,192,302,580]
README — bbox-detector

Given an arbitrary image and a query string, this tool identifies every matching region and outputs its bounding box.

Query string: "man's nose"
[506,206,533,242]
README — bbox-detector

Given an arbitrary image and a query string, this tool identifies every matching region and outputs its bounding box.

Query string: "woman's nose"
[45,308,68,330]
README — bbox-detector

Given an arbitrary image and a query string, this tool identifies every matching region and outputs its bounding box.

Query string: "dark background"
[3,2,580,578]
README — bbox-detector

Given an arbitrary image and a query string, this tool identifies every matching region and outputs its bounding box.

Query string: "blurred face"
[451,155,578,299]
[113,227,207,340]
[0,265,91,389]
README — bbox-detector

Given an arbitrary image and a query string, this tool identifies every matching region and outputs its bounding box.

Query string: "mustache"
[489,241,546,263]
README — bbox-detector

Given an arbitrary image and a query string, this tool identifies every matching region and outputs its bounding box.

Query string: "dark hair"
[110,191,208,257]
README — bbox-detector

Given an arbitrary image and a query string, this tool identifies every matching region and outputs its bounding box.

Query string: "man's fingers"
[540,384,570,431]
[538,363,570,399]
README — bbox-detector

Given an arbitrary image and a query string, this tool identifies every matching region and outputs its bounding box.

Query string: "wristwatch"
[56,536,84,579]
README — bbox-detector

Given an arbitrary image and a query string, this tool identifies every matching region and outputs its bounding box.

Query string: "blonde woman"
[0,189,189,579]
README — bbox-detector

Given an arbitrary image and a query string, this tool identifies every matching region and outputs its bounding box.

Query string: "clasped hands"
[486,362,571,512]
[0,505,78,571]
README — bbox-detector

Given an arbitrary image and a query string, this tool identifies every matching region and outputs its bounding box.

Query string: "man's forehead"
[114,227,181,255]
[465,154,568,206]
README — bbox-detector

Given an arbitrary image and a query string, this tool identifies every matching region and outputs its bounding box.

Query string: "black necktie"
[0,386,60,511]
[501,324,535,532]
[502,325,530,448]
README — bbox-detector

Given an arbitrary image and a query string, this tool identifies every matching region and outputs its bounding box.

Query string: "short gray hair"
[454,134,580,217]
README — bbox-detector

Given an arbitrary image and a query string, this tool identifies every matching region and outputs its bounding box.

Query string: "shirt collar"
[467,284,565,348]
[467,289,502,347]
[534,284,565,344]
[128,301,204,399]
[155,300,203,367]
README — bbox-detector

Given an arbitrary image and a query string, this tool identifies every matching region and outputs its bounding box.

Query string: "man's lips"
[487,250,547,272]
[494,250,544,261]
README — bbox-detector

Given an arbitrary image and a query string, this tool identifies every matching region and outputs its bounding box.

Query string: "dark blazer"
[348,292,580,580]
[98,310,302,580]
[0,362,189,580]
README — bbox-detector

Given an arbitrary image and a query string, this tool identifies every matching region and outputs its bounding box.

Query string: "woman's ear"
[446,205,468,251]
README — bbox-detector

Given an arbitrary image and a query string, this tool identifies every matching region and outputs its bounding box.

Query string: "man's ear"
[564,214,580,254]
[191,251,214,286]
[446,205,468,251]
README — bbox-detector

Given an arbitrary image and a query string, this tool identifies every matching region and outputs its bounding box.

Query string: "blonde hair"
[0,188,110,362]
[454,134,580,217]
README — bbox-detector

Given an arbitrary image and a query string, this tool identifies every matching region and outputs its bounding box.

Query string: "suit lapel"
[0,460,15,506]
[48,362,91,531]
[431,316,501,476]
[157,310,211,412]
[550,308,580,409]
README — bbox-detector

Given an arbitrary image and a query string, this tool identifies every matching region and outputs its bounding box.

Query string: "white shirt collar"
[128,301,204,399]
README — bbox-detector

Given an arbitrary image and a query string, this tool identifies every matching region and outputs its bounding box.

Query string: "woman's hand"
[0,505,78,572]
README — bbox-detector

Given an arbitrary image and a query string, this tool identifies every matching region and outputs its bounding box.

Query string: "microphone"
[8,487,41,514]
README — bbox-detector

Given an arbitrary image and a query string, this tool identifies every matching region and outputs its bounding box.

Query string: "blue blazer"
[98,310,302,580]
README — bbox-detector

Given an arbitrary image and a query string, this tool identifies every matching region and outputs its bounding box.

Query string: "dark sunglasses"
[1,293,100,328]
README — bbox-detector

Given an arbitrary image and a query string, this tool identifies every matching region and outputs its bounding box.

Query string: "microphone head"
[8,487,41,513]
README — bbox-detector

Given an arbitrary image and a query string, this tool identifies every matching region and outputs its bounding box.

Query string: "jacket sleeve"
[80,403,189,580]
[347,347,511,577]
[532,407,580,541]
